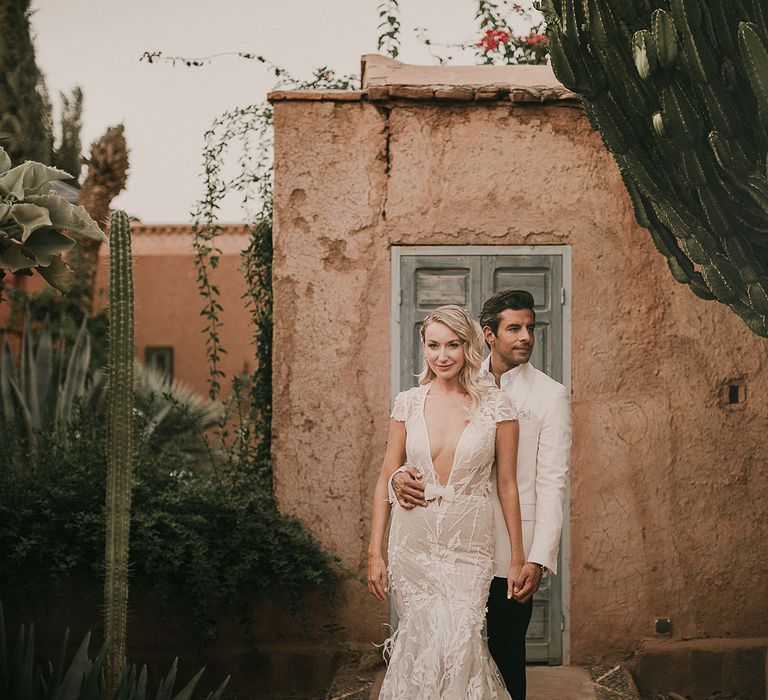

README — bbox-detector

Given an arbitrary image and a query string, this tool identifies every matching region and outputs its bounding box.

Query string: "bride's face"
[423,321,465,380]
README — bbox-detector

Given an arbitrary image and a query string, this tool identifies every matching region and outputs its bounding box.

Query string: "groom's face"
[484,308,535,366]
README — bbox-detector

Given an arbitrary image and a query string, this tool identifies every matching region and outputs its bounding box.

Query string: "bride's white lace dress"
[379,381,516,700]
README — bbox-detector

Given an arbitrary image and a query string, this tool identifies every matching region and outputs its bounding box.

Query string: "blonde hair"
[418,305,487,409]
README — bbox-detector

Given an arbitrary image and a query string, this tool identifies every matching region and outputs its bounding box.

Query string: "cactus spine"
[544,0,768,337]
[103,209,134,696]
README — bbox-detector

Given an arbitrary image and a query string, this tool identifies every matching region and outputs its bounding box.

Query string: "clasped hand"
[507,561,542,603]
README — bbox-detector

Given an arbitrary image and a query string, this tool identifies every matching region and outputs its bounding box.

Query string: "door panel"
[415,268,470,307]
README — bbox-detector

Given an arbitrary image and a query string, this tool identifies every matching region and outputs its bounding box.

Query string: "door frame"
[390,244,573,665]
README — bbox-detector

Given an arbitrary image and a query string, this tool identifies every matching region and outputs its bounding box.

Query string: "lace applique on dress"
[485,387,518,424]
[378,383,514,699]
[390,386,421,422]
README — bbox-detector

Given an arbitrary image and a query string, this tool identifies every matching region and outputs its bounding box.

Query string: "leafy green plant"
[377,0,402,58]
[135,364,223,460]
[0,214,336,667]
[0,602,229,700]
[0,147,105,296]
[0,404,338,621]
[543,0,768,336]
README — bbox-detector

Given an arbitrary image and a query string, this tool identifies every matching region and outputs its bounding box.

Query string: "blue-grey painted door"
[397,251,565,664]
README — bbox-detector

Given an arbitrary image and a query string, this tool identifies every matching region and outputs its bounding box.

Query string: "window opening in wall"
[723,379,746,406]
[146,346,174,380]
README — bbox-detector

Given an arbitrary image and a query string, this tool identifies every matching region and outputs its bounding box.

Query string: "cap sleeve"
[493,390,517,423]
[391,391,409,422]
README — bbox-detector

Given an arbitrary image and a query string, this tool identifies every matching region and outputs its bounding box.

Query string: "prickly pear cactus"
[543,0,768,337]
[103,209,134,696]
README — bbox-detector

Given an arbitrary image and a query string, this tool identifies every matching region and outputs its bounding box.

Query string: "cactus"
[103,209,134,696]
[543,0,768,337]
[0,147,106,296]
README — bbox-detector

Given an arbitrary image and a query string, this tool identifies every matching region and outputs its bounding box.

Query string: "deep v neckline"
[421,382,472,488]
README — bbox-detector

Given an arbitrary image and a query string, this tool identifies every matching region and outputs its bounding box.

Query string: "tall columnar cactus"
[103,209,135,696]
[543,0,768,337]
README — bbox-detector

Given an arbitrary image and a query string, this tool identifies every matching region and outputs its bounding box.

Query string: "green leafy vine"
[187,65,357,402]
[377,0,402,58]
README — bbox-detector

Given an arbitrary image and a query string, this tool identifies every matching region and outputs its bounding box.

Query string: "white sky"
[30,1,543,224]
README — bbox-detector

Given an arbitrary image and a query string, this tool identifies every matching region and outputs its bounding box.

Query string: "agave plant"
[0,146,106,294]
[0,315,93,459]
[0,603,229,700]
[0,316,223,467]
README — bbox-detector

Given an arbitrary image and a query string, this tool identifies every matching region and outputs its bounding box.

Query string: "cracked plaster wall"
[272,98,768,661]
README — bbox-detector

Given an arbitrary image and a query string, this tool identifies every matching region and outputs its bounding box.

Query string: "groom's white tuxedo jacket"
[480,358,571,577]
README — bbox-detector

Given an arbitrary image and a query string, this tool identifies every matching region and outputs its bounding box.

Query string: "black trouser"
[486,576,534,700]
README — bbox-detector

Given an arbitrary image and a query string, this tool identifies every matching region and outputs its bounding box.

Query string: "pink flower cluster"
[477,28,511,51]
[525,33,548,46]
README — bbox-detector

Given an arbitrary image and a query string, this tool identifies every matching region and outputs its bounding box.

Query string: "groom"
[391,289,571,700]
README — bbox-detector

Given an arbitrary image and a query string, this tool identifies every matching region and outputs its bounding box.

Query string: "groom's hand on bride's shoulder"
[392,467,427,509]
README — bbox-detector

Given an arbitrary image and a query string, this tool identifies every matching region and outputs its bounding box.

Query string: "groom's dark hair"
[479,289,536,335]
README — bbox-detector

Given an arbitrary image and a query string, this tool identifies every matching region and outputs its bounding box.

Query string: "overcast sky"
[30,1,543,223]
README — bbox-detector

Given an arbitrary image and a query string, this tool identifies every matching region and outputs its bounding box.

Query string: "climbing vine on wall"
[184,66,358,403]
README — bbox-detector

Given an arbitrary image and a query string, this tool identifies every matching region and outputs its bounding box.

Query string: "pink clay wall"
[271,94,768,662]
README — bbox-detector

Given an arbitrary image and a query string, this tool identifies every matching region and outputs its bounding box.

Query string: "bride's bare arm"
[367,418,407,602]
[495,419,524,598]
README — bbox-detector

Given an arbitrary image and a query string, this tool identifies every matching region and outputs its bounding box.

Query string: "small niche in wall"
[722,379,746,408]
[654,617,672,635]
[146,346,174,380]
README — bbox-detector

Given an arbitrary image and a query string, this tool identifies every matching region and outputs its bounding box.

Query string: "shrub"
[0,402,337,621]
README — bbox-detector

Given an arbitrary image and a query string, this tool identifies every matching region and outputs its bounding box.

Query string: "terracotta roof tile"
[130,223,250,236]
[97,223,252,257]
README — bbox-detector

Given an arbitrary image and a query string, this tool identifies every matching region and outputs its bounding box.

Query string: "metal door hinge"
[561,613,565,631]
[560,287,566,305]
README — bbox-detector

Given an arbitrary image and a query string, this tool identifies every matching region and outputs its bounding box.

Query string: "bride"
[368,304,525,699]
